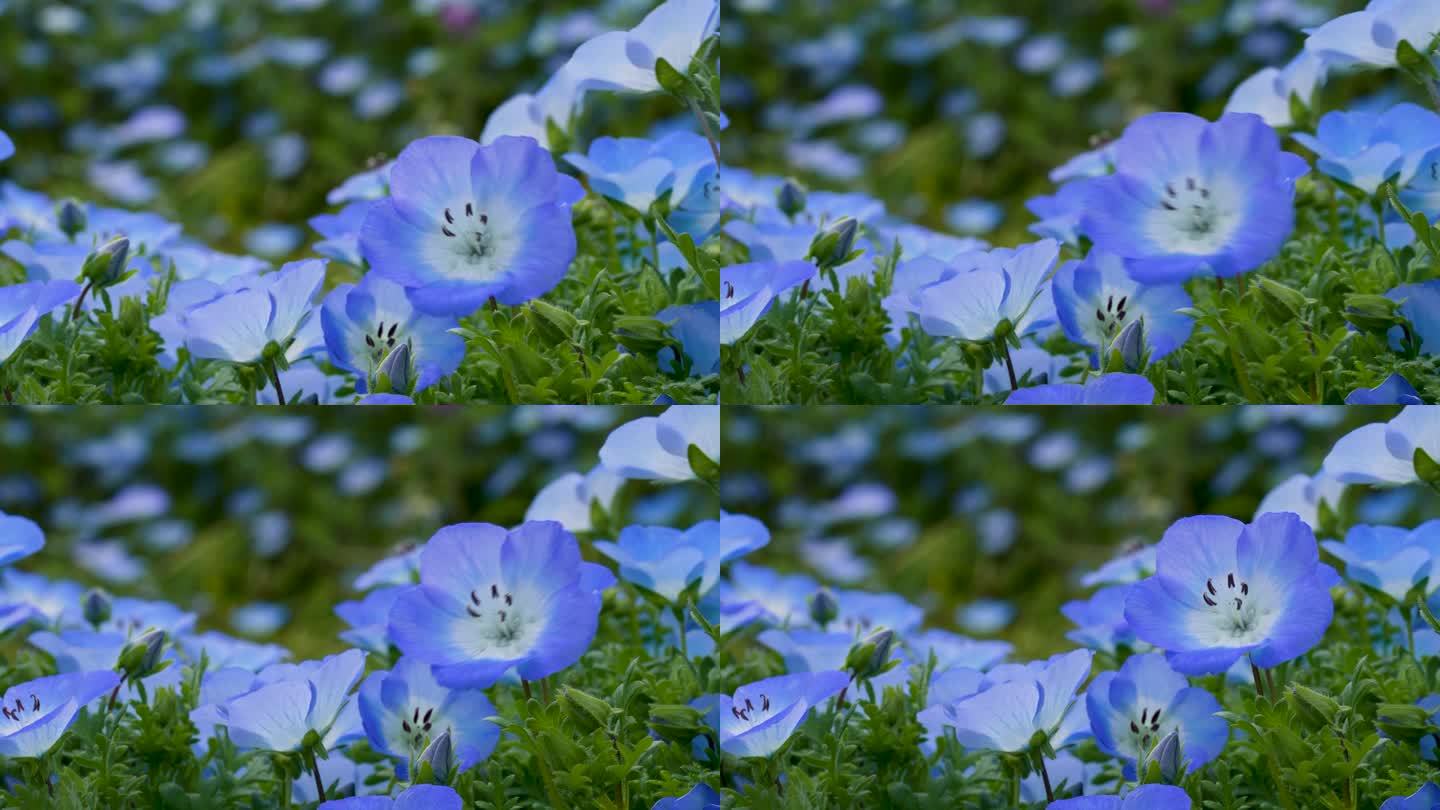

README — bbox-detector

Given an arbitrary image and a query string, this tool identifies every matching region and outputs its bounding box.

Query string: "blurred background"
[721,406,1427,658]
[0,406,717,659]
[722,0,1378,244]
[0,0,685,258]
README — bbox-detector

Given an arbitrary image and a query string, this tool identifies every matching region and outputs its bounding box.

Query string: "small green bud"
[777,179,807,218]
[119,629,165,679]
[687,443,719,484]
[376,340,414,395]
[56,199,87,240]
[1376,702,1437,743]
[82,588,112,628]
[647,703,707,745]
[993,318,1015,341]
[1110,318,1145,372]
[559,686,613,734]
[417,729,453,783]
[1289,684,1341,727]
[844,628,894,681]
[1150,730,1183,783]
[808,588,838,628]
[809,217,858,269]
[1343,294,1401,334]
[82,236,129,287]
[1255,277,1308,322]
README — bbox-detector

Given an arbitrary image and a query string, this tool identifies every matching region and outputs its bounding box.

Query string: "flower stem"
[265,359,286,406]
[687,97,721,168]
[70,280,94,322]
[304,747,326,802]
[1001,341,1018,391]
[1034,749,1054,803]
[1249,659,1265,699]
[522,678,533,702]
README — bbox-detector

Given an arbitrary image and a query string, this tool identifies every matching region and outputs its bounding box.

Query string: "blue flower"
[720,670,848,758]
[720,260,817,345]
[1386,279,1440,355]
[1082,113,1308,283]
[1086,653,1228,776]
[1125,513,1334,675]
[1006,374,1155,405]
[388,522,604,688]
[335,586,405,654]
[563,0,719,96]
[1062,585,1143,654]
[1324,407,1440,486]
[720,511,770,562]
[1052,251,1193,365]
[1027,179,1094,245]
[1305,0,1440,71]
[1293,104,1440,195]
[652,783,720,810]
[1224,51,1325,129]
[883,240,1059,342]
[920,649,1092,754]
[0,510,44,566]
[1379,784,1440,810]
[310,200,375,267]
[219,648,366,752]
[359,136,580,315]
[319,784,463,810]
[720,563,819,629]
[1047,784,1192,810]
[357,656,499,778]
[594,521,718,605]
[1322,522,1440,603]
[1347,373,1423,404]
[0,280,82,365]
[524,467,623,533]
[180,260,326,364]
[320,273,464,394]
[0,130,12,162]
[0,671,120,757]
[1256,473,1346,532]
[598,406,719,483]
[654,300,719,378]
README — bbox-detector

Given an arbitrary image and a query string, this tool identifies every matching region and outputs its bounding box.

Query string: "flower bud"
[376,341,413,395]
[1110,318,1145,372]
[1150,729,1183,783]
[82,236,129,288]
[1255,277,1307,322]
[810,217,858,269]
[56,199,87,240]
[647,703,707,745]
[559,686,613,734]
[1343,294,1401,334]
[777,179,807,218]
[418,728,454,783]
[844,628,894,681]
[82,588,112,628]
[118,629,165,679]
[1289,684,1341,727]
[1376,702,1437,743]
[809,588,838,628]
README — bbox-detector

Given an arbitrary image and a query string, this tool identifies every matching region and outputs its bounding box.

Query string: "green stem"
[1000,341,1018,391]
[69,280,94,322]
[1034,749,1054,802]
[303,747,325,802]
[687,97,721,167]
[266,359,286,406]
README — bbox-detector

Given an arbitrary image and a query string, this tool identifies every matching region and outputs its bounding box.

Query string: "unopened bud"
[1344,294,1401,334]
[1110,318,1145,372]
[844,628,895,681]
[418,728,454,783]
[82,236,129,287]
[777,179,807,218]
[375,340,413,395]
[1255,277,1307,322]
[119,629,165,679]
[810,217,858,269]
[82,588,112,628]
[1150,729,1183,783]
[559,686,613,734]
[809,588,838,627]
[56,199,87,240]
[647,703,707,745]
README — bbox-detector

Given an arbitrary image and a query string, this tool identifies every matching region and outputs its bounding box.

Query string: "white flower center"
[396,703,439,755]
[1125,704,1172,758]
[1191,570,1275,645]
[421,201,516,283]
[461,582,540,655]
[729,691,775,733]
[363,321,403,367]
[1146,175,1240,255]
[1089,288,1133,344]
[0,693,44,733]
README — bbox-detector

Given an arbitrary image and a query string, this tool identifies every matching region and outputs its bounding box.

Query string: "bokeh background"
[722,0,1376,244]
[0,406,718,659]
[721,406,1427,658]
[1,0,684,258]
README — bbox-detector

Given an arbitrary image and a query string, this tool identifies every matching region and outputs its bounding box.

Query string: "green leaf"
[686,442,718,485]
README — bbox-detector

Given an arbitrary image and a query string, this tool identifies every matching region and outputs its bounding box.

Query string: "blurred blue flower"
[1322,522,1439,603]
[358,656,499,778]
[1323,406,1440,486]
[652,783,720,810]
[524,467,623,533]
[1083,113,1308,283]
[335,586,405,654]
[1347,373,1423,404]
[598,406,718,482]
[179,260,325,364]
[0,510,44,566]
[1378,784,1440,810]
[720,511,769,562]
[720,670,848,758]
[0,130,12,162]
[1125,513,1334,675]
[884,240,1059,343]
[1225,51,1325,129]
[320,785,463,810]
[1047,784,1192,810]
[1087,653,1228,776]
[720,563,819,629]
[0,280,82,365]
[956,599,1016,635]
[0,671,120,758]
[720,260,817,345]
[1256,472,1345,531]
[1063,585,1142,654]
[655,301,720,377]
[231,602,289,637]
[595,521,719,605]
[310,201,374,267]
[1053,251,1193,366]
[1305,0,1440,71]
[919,649,1092,754]
[389,522,605,687]
[1006,374,1155,405]
[563,0,718,95]
[1293,104,1440,195]
[360,136,579,314]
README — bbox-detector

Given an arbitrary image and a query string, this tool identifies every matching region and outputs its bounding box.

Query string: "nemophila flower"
[1386,279,1440,355]
[1305,0,1440,71]
[565,137,678,212]
[1082,113,1308,283]
[565,0,719,95]
[920,649,1093,754]
[1006,374,1155,405]
[1379,784,1440,810]
[310,200,374,267]
[0,130,12,162]
[335,586,405,654]
[655,301,720,377]
[0,511,44,566]
[720,260,818,345]
[598,406,719,482]
[1027,180,1094,245]
[1293,105,1440,195]
[359,136,581,315]
[178,631,289,671]
[1348,373,1423,404]
[1063,585,1144,654]
[721,511,770,562]
[1322,522,1440,603]
[524,467,623,533]
[481,71,587,146]
[883,240,1059,342]
[720,562,819,629]
[220,649,366,753]
[1324,407,1440,486]
[1086,653,1227,776]
[1224,50,1325,129]
[720,670,848,758]
[0,671,120,758]
[0,571,84,632]
[907,629,1013,671]
[319,784,463,810]
[1048,784,1192,810]
[0,280,82,365]
[1125,513,1334,675]
[358,656,499,778]
[595,521,719,605]
[388,521,604,688]
[355,547,422,591]
[652,783,720,810]
[320,273,463,394]
[179,260,325,364]
[1052,251,1192,366]
[1256,472,1345,530]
